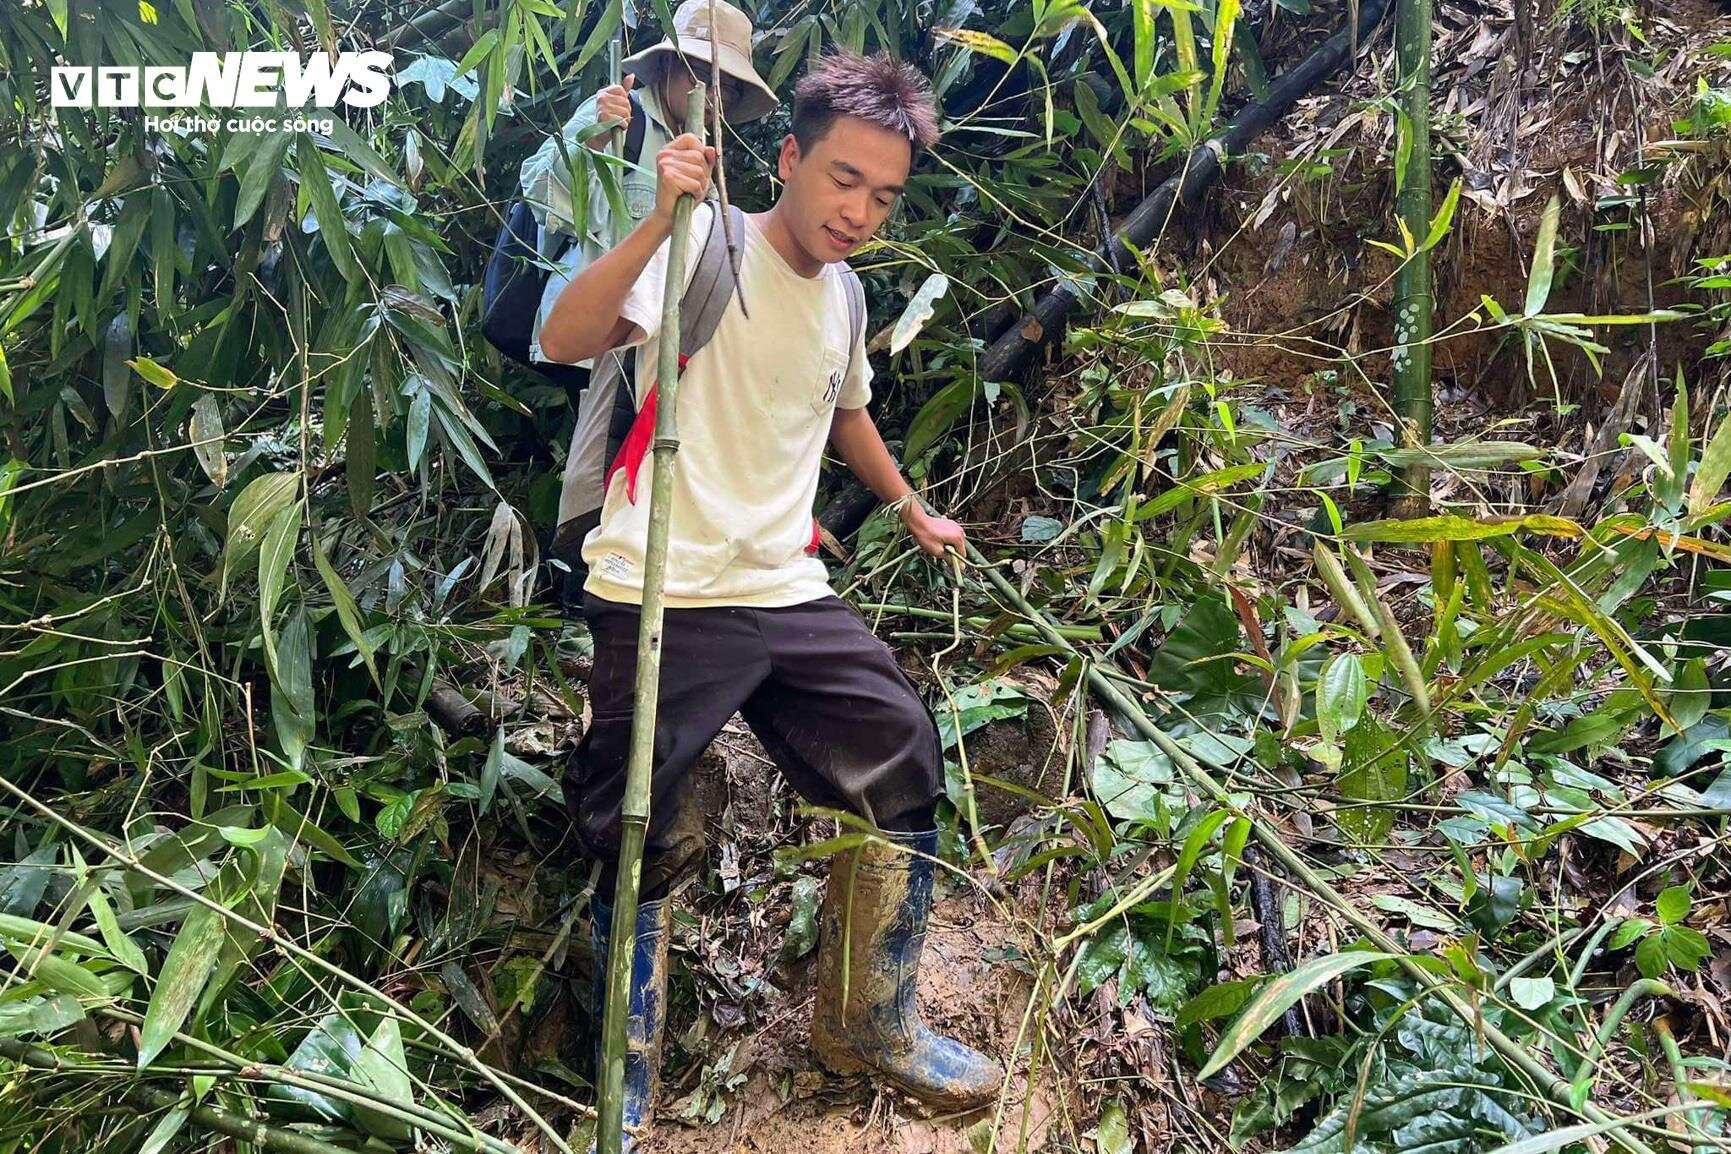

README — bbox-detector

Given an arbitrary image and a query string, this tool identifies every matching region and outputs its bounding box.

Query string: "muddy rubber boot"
[590,895,672,1153]
[810,829,1003,1111]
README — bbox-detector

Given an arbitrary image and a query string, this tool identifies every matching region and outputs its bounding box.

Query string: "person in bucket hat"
[519,0,777,368]
[620,0,777,125]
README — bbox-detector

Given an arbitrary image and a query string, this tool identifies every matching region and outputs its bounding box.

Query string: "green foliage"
[1608,886,1714,980]
[1231,1000,1548,1153]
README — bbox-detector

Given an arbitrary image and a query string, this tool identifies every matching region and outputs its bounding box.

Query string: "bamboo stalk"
[857,602,1103,641]
[609,33,626,249]
[964,545,1661,1154]
[0,1037,357,1154]
[596,84,708,1154]
[91,1007,523,1154]
[706,1,749,320]
[1389,0,1433,515]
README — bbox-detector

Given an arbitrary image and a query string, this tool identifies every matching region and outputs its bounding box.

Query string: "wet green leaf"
[781,876,823,964]
[1508,975,1555,1011]
[351,1017,414,1139]
[1199,951,1396,1079]
[1316,653,1368,742]
[1656,884,1691,926]
[189,393,227,488]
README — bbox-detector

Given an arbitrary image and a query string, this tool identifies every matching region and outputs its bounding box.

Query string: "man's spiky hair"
[791,50,941,158]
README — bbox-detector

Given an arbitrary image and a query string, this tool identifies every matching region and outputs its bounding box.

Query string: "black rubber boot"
[810,829,1002,1111]
[589,895,671,1153]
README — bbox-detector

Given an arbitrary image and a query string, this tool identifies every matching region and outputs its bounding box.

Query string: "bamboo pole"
[0,1037,357,1154]
[596,84,707,1154]
[608,31,626,248]
[1389,0,1433,515]
[963,546,1660,1154]
[707,0,749,318]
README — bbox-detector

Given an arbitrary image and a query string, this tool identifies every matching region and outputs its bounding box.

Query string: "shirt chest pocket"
[623,170,656,222]
[812,345,850,416]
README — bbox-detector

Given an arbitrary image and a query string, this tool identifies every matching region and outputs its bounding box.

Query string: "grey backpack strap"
[840,268,865,383]
[677,202,741,366]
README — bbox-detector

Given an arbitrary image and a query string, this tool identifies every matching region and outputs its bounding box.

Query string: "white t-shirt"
[581,204,872,609]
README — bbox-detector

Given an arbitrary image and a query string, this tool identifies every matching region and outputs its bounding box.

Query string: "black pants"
[565,593,943,899]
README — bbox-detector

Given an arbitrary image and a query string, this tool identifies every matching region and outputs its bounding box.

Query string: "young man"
[541,50,1003,1148]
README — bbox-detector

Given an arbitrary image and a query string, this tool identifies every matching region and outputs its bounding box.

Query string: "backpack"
[550,201,867,573]
[481,89,648,378]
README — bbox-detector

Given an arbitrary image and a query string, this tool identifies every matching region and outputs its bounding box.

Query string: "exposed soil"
[1187,0,1731,417]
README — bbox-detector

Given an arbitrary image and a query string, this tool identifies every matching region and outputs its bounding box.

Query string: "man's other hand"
[902,503,967,559]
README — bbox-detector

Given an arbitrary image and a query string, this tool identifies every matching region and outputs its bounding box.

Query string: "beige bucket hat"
[623,0,779,124]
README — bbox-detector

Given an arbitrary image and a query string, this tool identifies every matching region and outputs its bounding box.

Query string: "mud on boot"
[810,828,1003,1112]
[590,895,672,1153]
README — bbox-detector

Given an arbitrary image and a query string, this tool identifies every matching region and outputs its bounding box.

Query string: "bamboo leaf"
[103,314,133,422]
[0,913,105,959]
[1135,462,1266,519]
[128,357,177,390]
[189,393,227,488]
[351,1017,415,1139]
[84,883,148,975]
[1688,406,1731,516]
[234,129,292,229]
[297,138,357,283]
[151,186,175,312]
[1659,370,1689,511]
[1483,1119,1664,1154]
[222,471,301,596]
[136,1094,194,1154]
[1343,514,1582,543]
[1524,193,1561,317]
[9,943,108,999]
[1166,808,1233,947]
[1203,0,1241,128]
[480,728,504,817]
[407,387,431,473]
[1420,178,1462,251]
[311,527,378,683]
[269,799,361,869]
[270,609,316,771]
[138,901,227,1067]
[257,503,299,675]
[1132,0,1157,97]
[933,27,1020,65]
[1376,440,1546,468]
[886,272,949,356]
[1541,309,1688,325]
[905,376,977,461]
[1197,951,1397,1079]
[347,387,375,520]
